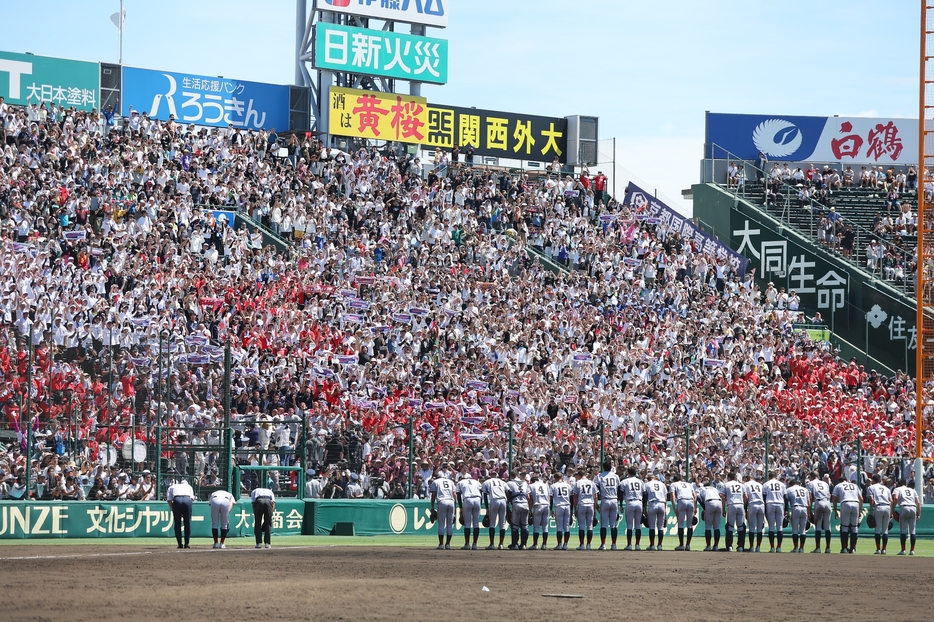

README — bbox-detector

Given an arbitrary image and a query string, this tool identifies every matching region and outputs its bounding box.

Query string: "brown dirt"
[0,543,929,621]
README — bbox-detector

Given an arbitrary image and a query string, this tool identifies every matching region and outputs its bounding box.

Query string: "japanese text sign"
[0,50,99,112]
[425,104,568,162]
[329,85,428,144]
[316,0,448,29]
[316,23,448,84]
[121,67,290,131]
[706,112,918,164]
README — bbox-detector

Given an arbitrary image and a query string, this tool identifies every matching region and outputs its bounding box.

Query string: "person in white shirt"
[832,478,863,554]
[549,472,573,550]
[643,471,668,551]
[506,469,531,550]
[866,473,893,554]
[619,466,645,551]
[482,473,508,550]
[764,471,787,552]
[250,486,276,549]
[594,459,620,550]
[669,473,696,551]
[455,465,483,550]
[893,478,921,555]
[744,472,765,552]
[784,479,810,553]
[209,489,237,549]
[806,472,833,553]
[572,468,596,550]
[528,472,551,550]
[166,478,195,549]
[429,473,456,550]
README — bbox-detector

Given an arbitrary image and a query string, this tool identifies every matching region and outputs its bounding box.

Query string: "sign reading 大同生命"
[705,112,918,165]
[330,86,428,144]
[0,50,99,112]
[121,67,290,131]
[315,23,448,84]
[316,0,448,28]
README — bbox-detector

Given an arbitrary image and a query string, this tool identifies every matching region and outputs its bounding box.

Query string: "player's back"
[431,477,456,502]
[867,483,891,506]
[806,479,830,503]
[530,480,550,506]
[764,479,786,505]
[645,479,667,504]
[457,476,483,499]
[483,477,507,501]
[744,480,764,505]
[895,486,918,509]
[723,480,745,506]
[671,481,694,501]
[596,471,620,500]
[786,485,809,508]
[832,481,861,504]
[620,477,644,503]
[573,478,597,506]
[508,479,530,505]
[551,480,572,507]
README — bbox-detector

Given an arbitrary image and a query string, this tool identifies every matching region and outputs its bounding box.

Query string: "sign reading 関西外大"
[121,67,290,131]
[316,23,448,84]
[0,50,99,112]
[705,112,918,165]
[316,0,448,28]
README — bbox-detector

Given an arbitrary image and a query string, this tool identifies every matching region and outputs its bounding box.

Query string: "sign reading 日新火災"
[315,23,448,84]
[121,67,290,131]
[316,0,448,29]
[330,86,429,144]
[0,50,99,112]
[705,112,918,165]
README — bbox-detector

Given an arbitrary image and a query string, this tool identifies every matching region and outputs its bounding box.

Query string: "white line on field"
[0,551,152,561]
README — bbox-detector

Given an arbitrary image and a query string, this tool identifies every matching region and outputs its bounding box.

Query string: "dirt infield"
[1,543,930,621]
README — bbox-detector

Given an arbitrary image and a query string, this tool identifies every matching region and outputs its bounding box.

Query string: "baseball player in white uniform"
[619,466,645,551]
[721,471,747,552]
[572,468,597,550]
[644,472,668,551]
[209,489,236,549]
[595,459,621,550]
[482,473,508,549]
[866,473,893,555]
[832,478,863,554]
[893,478,921,555]
[550,471,573,550]
[744,473,765,552]
[456,468,484,550]
[529,473,551,550]
[806,471,832,553]
[700,478,723,551]
[670,473,696,551]
[784,478,810,553]
[429,473,457,550]
[506,469,531,550]
[764,471,787,552]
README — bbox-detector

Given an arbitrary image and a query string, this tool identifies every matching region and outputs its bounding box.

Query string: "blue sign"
[705,112,917,165]
[122,67,289,131]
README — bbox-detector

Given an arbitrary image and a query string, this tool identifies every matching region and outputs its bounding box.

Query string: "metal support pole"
[764,430,770,478]
[300,409,308,500]
[295,0,307,85]
[508,418,514,475]
[408,414,414,499]
[24,335,34,500]
[684,426,690,482]
[612,137,616,198]
[857,434,863,491]
[108,325,114,429]
[599,420,605,465]
[224,336,233,494]
[155,424,162,500]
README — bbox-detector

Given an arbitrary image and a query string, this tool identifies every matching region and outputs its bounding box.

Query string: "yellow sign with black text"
[329,86,429,145]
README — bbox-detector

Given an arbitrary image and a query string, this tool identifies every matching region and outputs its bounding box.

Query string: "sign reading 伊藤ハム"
[121,67,290,131]
[316,0,448,28]
[0,50,99,112]
[705,112,918,165]
[315,23,448,84]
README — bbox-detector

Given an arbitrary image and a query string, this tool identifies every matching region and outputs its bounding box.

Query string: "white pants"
[704,502,722,532]
[511,504,530,529]
[532,505,550,533]
[899,507,917,535]
[873,506,891,535]
[646,502,666,531]
[747,504,765,532]
[488,499,507,529]
[625,501,643,530]
[554,505,572,532]
[839,501,860,529]
[437,500,455,536]
[726,505,745,530]
[766,504,784,531]
[600,500,619,528]
[462,498,481,529]
[675,499,695,529]
[812,501,831,531]
[790,508,808,535]
[210,499,231,530]
[577,505,595,530]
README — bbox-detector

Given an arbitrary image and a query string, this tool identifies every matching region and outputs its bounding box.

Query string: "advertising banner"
[329,85,428,144]
[316,23,448,84]
[316,0,448,28]
[706,112,917,165]
[122,67,289,130]
[624,182,749,275]
[425,103,568,162]
[0,499,305,540]
[0,50,99,111]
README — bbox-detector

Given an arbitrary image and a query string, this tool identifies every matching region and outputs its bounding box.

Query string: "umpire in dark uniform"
[166,478,195,549]
[250,486,276,548]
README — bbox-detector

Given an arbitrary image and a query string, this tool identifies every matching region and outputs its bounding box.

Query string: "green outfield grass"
[2,534,932,556]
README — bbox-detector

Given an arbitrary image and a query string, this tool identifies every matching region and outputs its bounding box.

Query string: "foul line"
[0,551,153,561]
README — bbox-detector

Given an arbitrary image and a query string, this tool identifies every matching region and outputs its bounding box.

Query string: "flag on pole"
[110,10,125,29]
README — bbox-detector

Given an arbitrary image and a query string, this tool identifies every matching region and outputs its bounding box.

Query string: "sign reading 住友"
[425,104,568,162]
[316,22,448,84]
[121,67,290,131]
[316,0,448,29]
[329,85,428,144]
[0,50,99,111]
[705,112,918,165]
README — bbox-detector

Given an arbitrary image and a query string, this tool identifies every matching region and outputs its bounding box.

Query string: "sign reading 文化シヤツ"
[0,50,99,112]
[316,23,448,85]
[330,86,429,144]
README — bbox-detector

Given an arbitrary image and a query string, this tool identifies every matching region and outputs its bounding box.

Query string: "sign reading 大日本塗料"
[315,23,448,85]
[0,50,99,112]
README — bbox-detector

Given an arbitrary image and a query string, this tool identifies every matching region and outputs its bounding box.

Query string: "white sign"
[316,0,448,29]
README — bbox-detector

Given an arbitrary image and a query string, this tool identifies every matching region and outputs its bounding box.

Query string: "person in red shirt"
[593,171,608,205]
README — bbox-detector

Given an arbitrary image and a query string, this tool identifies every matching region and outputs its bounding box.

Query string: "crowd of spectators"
[1,98,933,507]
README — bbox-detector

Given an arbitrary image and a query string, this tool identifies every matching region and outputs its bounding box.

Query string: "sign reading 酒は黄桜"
[705,112,917,165]
[316,0,448,28]
[121,67,290,131]
[329,86,428,144]
[316,23,448,84]
[0,50,99,111]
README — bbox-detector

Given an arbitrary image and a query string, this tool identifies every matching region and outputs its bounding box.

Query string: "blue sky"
[0,0,919,214]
